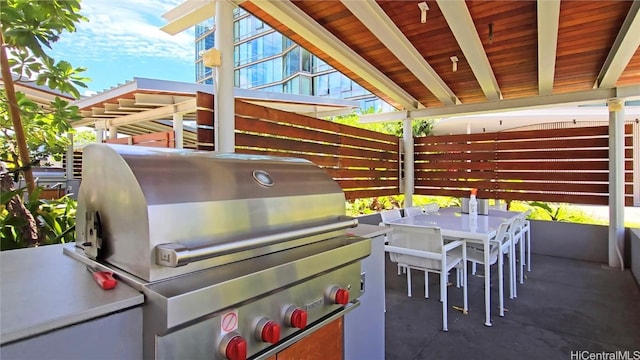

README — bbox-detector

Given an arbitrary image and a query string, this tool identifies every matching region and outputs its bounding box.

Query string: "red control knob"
[224,335,247,360]
[334,288,350,305]
[327,286,351,305]
[289,308,308,329]
[260,321,281,344]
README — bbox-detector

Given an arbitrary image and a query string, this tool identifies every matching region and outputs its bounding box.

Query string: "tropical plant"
[345,195,458,217]
[331,111,434,137]
[1,0,88,190]
[1,0,87,247]
[0,185,76,250]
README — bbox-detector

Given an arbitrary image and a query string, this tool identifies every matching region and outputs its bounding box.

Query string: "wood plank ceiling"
[242,0,640,112]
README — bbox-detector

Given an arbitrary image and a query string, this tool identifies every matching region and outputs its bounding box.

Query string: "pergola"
[71,77,359,148]
[161,0,640,268]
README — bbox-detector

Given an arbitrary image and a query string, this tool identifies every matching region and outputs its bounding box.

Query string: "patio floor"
[383,253,640,360]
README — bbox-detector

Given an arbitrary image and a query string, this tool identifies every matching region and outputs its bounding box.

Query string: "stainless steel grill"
[65,143,370,360]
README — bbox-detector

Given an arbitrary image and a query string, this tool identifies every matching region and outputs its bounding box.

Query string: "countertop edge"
[350,224,391,239]
[1,294,144,345]
[1,244,145,346]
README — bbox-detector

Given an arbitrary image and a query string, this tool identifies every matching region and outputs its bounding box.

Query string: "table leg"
[484,238,492,327]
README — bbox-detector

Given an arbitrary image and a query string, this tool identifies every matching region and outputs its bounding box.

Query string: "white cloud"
[56,0,195,63]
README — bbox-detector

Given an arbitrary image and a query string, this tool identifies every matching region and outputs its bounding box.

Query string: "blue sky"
[48,0,195,95]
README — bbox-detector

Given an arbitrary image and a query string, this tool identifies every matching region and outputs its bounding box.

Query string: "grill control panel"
[155,262,362,360]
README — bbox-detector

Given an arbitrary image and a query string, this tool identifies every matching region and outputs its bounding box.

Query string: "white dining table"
[384,206,521,326]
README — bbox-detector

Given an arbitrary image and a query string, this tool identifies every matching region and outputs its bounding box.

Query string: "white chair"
[511,209,532,288]
[379,209,405,275]
[521,210,533,272]
[404,205,461,292]
[464,221,512,317]
[380,209,402,224]
[385,225,467,331]
[404,206,424,217]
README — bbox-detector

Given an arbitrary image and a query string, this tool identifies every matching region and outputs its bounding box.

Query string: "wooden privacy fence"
[104,131,175,148]
[414,125,634,206]
[196,92,400,200]
[70,95,634,206]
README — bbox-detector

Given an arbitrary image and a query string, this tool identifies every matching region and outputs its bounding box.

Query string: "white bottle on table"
[469,188,478,216]
[469,188,478,231]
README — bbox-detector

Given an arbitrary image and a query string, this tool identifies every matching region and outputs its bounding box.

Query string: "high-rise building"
[194,8,392,113]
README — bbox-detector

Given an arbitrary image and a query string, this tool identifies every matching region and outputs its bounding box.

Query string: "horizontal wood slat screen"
[62,151,83,180]
[104,131,175,148]
[195,92,400,200]
[415,125,634,206]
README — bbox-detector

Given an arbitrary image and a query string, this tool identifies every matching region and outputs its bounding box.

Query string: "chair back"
[404,206,424,217]
[388,226,445,270]
[423,203,440,213]
[380,209,402,223]
[493,220,513,255]
[509,214,526,238]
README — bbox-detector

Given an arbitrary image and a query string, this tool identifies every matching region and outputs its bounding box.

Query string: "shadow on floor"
[384,254,640,360]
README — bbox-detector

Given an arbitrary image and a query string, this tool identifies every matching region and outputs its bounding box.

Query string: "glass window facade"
[235,32,283,66]
[195,14,390,112]
[195,35,214,60]
[234,15,269,42]
[195,18,215,38]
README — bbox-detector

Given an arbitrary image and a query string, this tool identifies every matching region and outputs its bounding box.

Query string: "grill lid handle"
[155,217,358,267]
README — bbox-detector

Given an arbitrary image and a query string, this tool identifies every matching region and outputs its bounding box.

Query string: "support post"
[214,0,235,153]
[173,113,184,149]
[403,118,414,207]
[95,127,104,143]
[608,98,625,269]
[108,126,118,140]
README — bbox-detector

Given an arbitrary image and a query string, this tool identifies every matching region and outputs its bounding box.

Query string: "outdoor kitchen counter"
[348,223,390,239]
[344,223,389,360]
[0,243,144,345]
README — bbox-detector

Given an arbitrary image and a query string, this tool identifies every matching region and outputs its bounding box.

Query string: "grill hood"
[76,144,353,281]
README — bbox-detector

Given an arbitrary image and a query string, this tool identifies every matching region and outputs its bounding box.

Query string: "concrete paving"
[384,254,640,360]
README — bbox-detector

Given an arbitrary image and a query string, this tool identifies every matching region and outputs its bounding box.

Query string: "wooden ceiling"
[242,0,640,114]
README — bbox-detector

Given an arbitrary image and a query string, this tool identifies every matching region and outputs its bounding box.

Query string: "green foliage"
[0,186,77,250]
[0,91,82,166]
[506,200,638,226]
[1,0,86,57]
[508,201,593,223]
[1,0,87,248]
[38,195,77,244]
[331,112,434,137]
[73,130,97,146]
[1,0,89,169]
[347,196,635,229]
[345,195,458,217]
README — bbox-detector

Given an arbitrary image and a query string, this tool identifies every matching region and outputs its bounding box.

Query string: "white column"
[108,126,118,140]
[403,118,414,207]
[95,127,104,143]
[173,112,184,149]
[214,0,235,153]
[608,98,625,269]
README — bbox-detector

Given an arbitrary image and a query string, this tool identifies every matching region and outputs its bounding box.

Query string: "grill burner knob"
[219,333,247,360]
[290,309,307,328]
[327,286,350,305]
[255,318,281,344]
[284,305,308,329]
